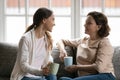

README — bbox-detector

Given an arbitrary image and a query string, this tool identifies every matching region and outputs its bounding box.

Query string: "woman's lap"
[21,74,57,80]
[59,77,72,80]
[59,73,116,80]
[45,74,57,80]
[21,76,45,80]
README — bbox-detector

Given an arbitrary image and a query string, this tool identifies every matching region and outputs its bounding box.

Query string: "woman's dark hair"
[25,7,53,33]
[25,7,53,50]
[87,11,110,38]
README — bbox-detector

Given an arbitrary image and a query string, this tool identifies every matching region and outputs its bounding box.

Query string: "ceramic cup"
[64,56,73,67]
[49,63,59,75]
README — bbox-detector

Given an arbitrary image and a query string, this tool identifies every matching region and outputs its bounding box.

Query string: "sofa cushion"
[113,47,120,80]
[0,77,9,80]
[0,42,17,77]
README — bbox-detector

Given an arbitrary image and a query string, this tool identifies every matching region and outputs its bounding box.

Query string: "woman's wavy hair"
[87,11,110,38]
[25,7,53,50]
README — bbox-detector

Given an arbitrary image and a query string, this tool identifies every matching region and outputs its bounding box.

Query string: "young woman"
[10,7,56,80]
[57,11,116,80]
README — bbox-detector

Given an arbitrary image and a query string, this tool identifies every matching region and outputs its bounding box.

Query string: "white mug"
[64,56,73,67]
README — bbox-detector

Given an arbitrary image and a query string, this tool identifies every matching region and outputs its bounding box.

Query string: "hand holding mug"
[41,62,52,75]
[42,66,50,75]
[65,65,78,73]
[59,50,68,61]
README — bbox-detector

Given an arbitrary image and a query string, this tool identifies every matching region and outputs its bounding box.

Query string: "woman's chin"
[85,32,87,34]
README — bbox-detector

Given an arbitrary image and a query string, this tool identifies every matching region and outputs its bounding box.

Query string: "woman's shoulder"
[100,37,110,43]
[81,36,89,42]
[99,37,112,46]
[19,30,33,43]
[22,29,34,39]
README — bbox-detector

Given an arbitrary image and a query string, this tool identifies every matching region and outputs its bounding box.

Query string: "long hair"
[25,7,53,50]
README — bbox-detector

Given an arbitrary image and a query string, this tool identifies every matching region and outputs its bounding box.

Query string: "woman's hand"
[42,67,50,75]
[41,62,52,75]
[65,65,78,73]
[59,50,67,61]
[56,40,67,61]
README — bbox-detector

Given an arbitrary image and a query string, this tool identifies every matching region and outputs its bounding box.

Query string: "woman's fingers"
[42,67,50,75]
[59,52,68,61]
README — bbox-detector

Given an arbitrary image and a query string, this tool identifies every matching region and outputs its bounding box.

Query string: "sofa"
[0,42,120,80]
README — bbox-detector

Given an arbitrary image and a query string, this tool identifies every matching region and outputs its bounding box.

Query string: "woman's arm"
[56,40,68,61]
[65,63,98,73]
[19,37,43,76]
[76,64,97,73]
[57,39,81,61]
[94,38,114,73]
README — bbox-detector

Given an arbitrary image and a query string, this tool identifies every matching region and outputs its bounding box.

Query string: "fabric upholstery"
[51,46,77,79]
[0,42,17,78]
[113,47,120,80]
[0,42,120,80]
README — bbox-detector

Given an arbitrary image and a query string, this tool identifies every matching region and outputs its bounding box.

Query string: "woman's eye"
[86,22,92,25]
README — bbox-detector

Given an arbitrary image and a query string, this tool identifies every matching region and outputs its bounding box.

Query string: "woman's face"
[44,14,55,32]
[84,15,99,36]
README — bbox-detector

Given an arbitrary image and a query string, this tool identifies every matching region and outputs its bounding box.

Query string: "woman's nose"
[84,24,86,27]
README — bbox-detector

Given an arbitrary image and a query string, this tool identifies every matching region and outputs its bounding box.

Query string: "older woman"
[57,11,116,80]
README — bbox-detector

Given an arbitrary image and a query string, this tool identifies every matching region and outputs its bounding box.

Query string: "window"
[5,0,26,43]
[80,0,120,46]
[4,0,71,46]
[0,0,120,46]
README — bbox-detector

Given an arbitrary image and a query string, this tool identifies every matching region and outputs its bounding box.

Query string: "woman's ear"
[97,25,101,30]
[42,18,47,23]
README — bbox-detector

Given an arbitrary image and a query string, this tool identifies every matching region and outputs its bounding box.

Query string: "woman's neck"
[90,34,100,40]
[35,26,45,38]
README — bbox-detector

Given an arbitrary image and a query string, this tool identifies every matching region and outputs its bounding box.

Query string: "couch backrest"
[0,42,18,77]
[113,46,120,80]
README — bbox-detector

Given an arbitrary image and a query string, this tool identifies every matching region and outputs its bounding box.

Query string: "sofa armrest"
[51,46,77,79]
[113,46,120,80]
[0,42,18,77]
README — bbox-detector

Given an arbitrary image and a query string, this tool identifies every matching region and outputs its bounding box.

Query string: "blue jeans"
[59,73,116,80]
[21,74,57,80]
